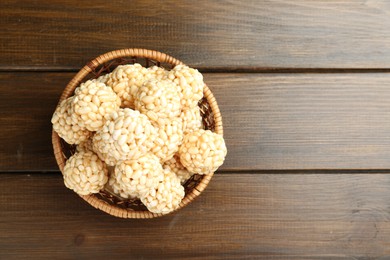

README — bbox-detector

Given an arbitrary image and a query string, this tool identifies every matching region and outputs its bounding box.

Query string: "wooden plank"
[2,72,390,171]
[2,0,390,70]
[0,72,69,171]
[1,173,390,258]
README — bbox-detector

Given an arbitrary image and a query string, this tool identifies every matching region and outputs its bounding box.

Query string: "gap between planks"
[2,67,390,73]
[1,169,390,175]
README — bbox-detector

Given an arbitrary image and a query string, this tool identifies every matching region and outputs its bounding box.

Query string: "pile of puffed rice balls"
[52,64,227,214]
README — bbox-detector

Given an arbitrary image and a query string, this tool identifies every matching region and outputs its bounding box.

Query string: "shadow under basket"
[52,48,224,218]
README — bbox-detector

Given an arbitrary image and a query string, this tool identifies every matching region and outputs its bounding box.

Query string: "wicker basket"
[52,48,223,218]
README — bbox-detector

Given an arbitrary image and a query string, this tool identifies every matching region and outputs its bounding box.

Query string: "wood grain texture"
[2,0,390,70]
[0,72,70,171]
[2,72,390,171]
[1,173,390,259]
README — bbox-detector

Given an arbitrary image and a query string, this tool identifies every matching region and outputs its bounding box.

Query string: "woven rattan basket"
[52,48,223,218]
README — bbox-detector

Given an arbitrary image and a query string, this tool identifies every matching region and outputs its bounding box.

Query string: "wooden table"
[2,1,390,258]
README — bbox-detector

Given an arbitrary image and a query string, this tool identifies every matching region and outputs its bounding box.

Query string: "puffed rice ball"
[72,80,121,131]
[135,79,181,120]
[107,64,149,109]
[112,154,164,198]
[181,107,203,135]
[51,97,91,144]
[150,117,184,163]
[96,73,110,84]
[106,174,137,199]
[147,66,168,80]
[63,151,108,195]
[167,65,204,109]
[163,154,194,184]
[141,168,185,214]
[179,129,227,174]
[92,108,157,166]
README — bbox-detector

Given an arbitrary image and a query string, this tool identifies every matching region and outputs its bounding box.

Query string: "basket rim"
[52,48,224,218]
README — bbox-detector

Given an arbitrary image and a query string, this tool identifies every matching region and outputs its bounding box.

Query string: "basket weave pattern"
[52,49,223,218]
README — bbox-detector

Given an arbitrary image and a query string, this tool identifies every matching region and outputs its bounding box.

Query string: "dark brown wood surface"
[2,173,390,259]
[0,172,390,259]
[2,0,390,258]
[2,72,390,171]
[2,0,390,70]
